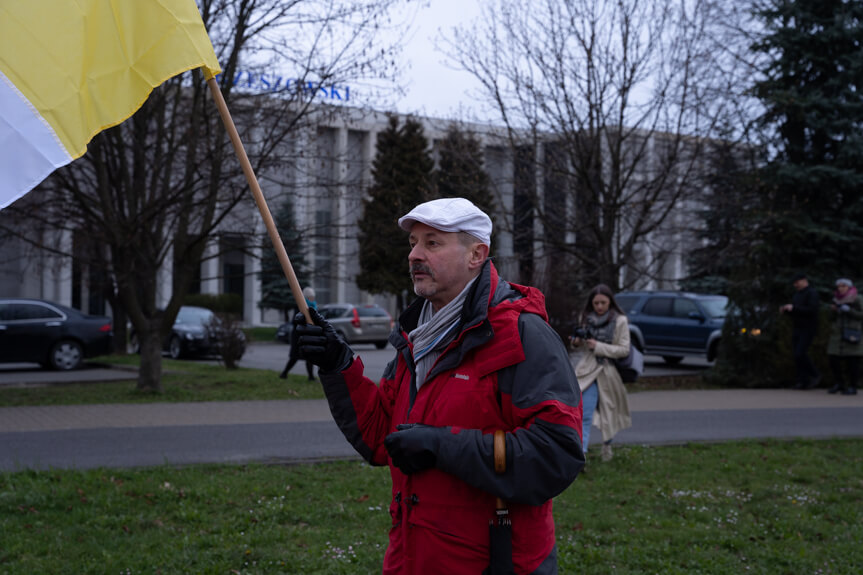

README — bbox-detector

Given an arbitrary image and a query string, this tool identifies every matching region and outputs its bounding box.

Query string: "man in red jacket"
[294,197,584,574]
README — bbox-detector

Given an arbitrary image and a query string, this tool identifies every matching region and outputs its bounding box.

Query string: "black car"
[0,298,114,370]
[130,306,245,360]
[615,291,728,364]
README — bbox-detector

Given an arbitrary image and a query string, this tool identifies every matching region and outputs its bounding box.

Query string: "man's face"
[408,223,483,311]
[793,278,808,291]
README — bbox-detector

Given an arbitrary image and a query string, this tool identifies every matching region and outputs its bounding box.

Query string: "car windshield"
[357,306,389,317]
[699,296,728,319]
[176,307,214,325]
[319,306,349,320]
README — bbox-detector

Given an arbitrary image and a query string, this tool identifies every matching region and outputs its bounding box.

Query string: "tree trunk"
[111,304,128,356]
[136,327,163,393]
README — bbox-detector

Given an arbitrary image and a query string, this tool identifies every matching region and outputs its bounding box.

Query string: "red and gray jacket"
[319,260,585,574]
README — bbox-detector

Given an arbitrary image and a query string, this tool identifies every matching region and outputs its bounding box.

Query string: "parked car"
[277,303,393,349]
[130,306,245,360]
[615,291,728,364]
[0,298,113,370]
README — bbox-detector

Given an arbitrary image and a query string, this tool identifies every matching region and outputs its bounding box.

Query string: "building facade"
[0,105,705,326]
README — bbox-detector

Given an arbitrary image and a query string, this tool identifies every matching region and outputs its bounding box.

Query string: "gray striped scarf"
[409,277,477,390]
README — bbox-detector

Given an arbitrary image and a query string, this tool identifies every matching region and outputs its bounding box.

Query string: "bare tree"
[0,0,411,392]
[441,0,747,307]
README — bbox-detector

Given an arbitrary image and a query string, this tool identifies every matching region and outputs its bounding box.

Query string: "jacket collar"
[391,259,499,350]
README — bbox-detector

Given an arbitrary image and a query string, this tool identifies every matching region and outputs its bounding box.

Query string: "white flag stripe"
[0,69,72,209]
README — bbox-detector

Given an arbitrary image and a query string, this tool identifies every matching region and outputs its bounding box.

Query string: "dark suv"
[615,291,728,364]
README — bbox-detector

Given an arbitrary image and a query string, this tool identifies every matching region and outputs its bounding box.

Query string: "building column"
[41,228,73,306]
[246,218,263,325]
[201,239,220,295]
[334,125,349,303]
[156,244,173,309]
[533,142,546,284]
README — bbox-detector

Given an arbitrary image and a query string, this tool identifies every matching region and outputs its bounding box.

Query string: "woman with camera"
[571,284,632,461]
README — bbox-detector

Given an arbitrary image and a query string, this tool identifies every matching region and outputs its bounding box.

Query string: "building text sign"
[231,70,350,102]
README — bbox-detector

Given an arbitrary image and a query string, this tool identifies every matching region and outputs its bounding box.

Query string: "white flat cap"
[398,197,492,246]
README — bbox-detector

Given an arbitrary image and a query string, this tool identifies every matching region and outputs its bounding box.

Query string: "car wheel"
[662,355,683,365]
[168,335,183,359]
[49,339,84,370]
[375,341,388,349]
[129,333,141,354]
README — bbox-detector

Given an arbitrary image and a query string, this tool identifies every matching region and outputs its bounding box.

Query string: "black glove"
[384,423,446,475]
[292,307,353,373]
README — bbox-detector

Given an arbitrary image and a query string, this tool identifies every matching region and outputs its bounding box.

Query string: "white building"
[0,105,704,326]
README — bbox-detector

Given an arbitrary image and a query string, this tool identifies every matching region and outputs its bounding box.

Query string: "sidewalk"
[1,388,859,433]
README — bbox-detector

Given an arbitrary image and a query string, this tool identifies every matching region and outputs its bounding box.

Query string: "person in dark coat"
[279,286,317,381]
[780,272,821,389]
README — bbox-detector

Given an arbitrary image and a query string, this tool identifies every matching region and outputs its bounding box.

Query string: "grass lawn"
[0,353,714,408]
[244,326,279,343]
[0,355,325,407]
[1,439,860,574]
[1,355,859,572]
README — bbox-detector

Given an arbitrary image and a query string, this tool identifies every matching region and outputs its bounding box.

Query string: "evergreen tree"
[434,127,495,214]
[708,0,863,386]
[681,134,762,296]
[259,197,309,320]
[748,0,863,293]
[433,126,497,248]
[357,116,434,312]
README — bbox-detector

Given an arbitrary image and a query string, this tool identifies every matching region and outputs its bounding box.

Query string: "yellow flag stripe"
[0,0,221,162]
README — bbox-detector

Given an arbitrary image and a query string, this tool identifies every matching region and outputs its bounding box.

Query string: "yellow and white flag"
[0,0,221,209]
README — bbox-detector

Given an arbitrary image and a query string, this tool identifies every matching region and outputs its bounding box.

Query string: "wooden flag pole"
[206,77,311,323]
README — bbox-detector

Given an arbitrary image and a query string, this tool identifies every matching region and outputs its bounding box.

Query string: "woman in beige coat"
[571,284,632,461]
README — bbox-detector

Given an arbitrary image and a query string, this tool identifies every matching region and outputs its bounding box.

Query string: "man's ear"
[468,243,490,270]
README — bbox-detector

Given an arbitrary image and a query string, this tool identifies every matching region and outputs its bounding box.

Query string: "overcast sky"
[389,0,486,120]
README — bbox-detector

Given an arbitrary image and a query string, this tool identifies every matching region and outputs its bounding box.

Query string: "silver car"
[318,303,393,349]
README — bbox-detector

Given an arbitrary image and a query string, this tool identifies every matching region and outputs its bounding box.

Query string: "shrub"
[708,306,831,388]
[207,312,247,369]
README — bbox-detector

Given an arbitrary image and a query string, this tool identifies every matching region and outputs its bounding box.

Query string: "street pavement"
[1,344,861,471]
[0,341,712,387]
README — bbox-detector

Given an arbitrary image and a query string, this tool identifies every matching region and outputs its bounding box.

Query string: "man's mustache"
[410,264,433,279]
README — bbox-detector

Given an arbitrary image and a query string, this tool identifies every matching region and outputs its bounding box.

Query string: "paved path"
[1,388,859,433]
[1,389,861,471]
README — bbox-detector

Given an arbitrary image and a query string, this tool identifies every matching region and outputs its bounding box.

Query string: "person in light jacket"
[826,278,862,395]
[571,284,632,462]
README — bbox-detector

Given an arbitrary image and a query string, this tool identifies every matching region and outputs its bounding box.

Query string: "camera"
[572,326,592,340]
